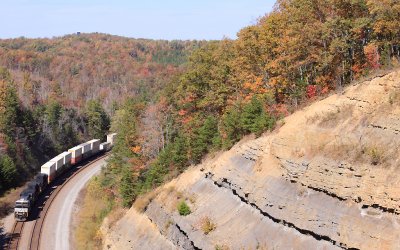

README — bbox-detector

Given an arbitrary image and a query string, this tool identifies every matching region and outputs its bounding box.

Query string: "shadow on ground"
[0,225,6,249]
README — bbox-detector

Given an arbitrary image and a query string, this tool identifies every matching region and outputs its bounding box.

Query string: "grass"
[200,216,216,235]
[215,245,230,250]
[388,89,400,105]
[74,176,115,250]
[188,193,197,204]
[133,188,160,213]
[306,104,354,128]
[164,219,174,231]
[366,146,385,165]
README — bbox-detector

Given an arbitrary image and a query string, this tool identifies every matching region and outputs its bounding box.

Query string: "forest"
[1,0,400,211]
[105,0,400,208]
[0,34,203,195]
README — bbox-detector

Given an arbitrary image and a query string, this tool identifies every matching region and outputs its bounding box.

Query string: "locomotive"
[14,133,117,221]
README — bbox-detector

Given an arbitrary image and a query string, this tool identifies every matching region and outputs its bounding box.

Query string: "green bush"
[177,200,191,216]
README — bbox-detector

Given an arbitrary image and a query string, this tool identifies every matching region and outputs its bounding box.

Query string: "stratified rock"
[103,71,400,250]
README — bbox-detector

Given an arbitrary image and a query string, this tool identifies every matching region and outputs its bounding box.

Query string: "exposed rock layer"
[102,71,400,250]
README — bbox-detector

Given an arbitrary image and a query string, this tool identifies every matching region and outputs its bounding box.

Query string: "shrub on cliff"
[200,216,216,235]
[177,200,191,216]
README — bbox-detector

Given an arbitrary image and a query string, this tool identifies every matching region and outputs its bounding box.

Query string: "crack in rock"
[175,224,202,250]
[205,172,359,250]
[146,205,202,250]
[347,97,371,105]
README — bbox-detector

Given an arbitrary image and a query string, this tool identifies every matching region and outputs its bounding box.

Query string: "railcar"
[14,133,117,221]
[14,173,47,221]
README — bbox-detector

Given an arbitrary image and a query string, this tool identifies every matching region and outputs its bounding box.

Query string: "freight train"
[13,133,117,221]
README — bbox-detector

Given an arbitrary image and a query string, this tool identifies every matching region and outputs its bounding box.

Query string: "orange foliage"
[242,77,269,101]
[178,109,187,116]
[182,116,193,125]
[131,146,142,154]
[364,44,381,69]
[351,64,364,79]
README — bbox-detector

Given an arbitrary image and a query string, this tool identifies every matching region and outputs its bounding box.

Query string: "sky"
[0,0,275,40]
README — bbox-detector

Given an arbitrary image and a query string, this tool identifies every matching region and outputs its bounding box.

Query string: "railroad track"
[6,153,109,250]
[6,222,24,250]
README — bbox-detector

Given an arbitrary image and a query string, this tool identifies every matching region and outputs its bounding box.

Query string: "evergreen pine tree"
[190,116,218,163]
[85,100,110,140]
[221,105,243,148]
[120,167,136,208]
[0,155,18,189]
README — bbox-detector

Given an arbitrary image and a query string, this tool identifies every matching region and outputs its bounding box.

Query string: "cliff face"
[102,71,400,250]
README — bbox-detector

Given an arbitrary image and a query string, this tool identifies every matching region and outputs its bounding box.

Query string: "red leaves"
[364,44,381,70]
[306,85,317,99]
[271,104,289,117]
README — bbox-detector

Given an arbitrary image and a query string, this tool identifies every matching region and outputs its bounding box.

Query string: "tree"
[171,135,189,171]
[241,97,274,136]
[0,155,18,189]
[85,100,110,140]
[220,105,243,149]
[0,70,19,138]
[45,100,62,127]
[190,116,219,163]
[120,166,136,208]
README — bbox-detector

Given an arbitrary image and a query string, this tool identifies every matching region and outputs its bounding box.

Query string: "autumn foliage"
[103,0,400,207]
[2,0,400,207]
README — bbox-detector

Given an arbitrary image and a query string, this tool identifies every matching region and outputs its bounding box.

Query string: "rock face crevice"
[279,158,400,216]
[205,172,354,250]
[174,224,201,250]
[145,202,200,250]
[102,70,400,250]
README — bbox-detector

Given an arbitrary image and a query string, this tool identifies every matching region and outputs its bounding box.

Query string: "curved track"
[6,153,109,250]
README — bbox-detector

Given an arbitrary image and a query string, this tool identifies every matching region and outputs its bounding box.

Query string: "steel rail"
[6,152,109,250]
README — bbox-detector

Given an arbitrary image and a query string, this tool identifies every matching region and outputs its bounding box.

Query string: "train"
[13,133,117,221]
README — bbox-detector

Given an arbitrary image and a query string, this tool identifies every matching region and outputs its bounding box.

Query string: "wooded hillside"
[105,0,400,208]
[0,33,205,111]
[0,34,202,195]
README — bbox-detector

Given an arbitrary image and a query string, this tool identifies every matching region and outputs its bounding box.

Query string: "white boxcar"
[79,142,92,159]
[60,151,72,169]
[68,146,83,165]
[88,139,100,155]
[100,142,111,151]
[49,155,64,172]
[107,133,117,146]
[41,161,56,183]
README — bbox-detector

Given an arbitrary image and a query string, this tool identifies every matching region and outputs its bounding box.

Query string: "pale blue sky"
[0,0,275,40]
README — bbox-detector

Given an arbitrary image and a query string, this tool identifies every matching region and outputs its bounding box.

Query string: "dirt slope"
[102,70,400,250]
